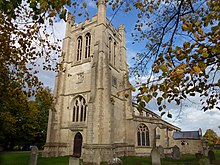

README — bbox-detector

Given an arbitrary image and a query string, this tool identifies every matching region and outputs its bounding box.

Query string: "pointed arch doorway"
[73,132,83,158]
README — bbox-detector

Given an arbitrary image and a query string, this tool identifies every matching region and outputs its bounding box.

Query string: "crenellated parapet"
[71,15,98,32]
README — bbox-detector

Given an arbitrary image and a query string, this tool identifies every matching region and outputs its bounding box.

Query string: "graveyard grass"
[0,150,220,165]
[0,152,69,165]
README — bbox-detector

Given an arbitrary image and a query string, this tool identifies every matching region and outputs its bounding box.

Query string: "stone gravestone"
[29,146,38,165]
[204,148,209,157]
[108,157,123,165]
[172,145,180,160]
[157,145,165,158]
[199,157,210,165]
[69,156,80,165]
[195,152,203,160]
[151,148,161,165]
[208,150,215,164]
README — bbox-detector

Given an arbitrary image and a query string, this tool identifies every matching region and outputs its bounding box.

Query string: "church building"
[43,0,203,164]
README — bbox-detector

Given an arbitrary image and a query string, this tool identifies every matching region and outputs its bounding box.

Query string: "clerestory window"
[137,124,150,146]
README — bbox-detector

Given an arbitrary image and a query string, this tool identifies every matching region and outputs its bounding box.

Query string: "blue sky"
[37,1,220,136]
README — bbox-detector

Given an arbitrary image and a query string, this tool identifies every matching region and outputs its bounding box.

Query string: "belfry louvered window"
[137,124,150,146]
[77,36,82,61]
[85,33,91,58]
[72,96,87,122]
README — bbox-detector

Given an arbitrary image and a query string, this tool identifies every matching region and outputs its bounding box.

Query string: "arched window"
[137,124,150,146]
[77,36,82,61]
[72,96,87,122]
[156,127,161,139]
[85,33,91,58]
[113,42,117,66]
[108,37,112,61]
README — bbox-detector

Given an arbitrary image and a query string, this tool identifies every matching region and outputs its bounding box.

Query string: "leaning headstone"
[69,156,80,165]
[208,150,215,164]
[157,145,165,158]
[29,146,38,165]
[151,148,161,165]
[199,157,210,165]
[172,145,180,160]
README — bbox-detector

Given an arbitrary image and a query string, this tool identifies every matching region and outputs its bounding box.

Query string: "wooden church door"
[73,132,82,157]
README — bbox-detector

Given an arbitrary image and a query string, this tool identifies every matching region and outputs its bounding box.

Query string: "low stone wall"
[42,142,68,157]
[163,147,173,155]
[135,147,152,156]
[82,143,135,164]
[113,143,135,157]
[173,140,203,155]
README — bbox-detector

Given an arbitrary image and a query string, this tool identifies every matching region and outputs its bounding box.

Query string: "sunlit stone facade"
[43,0,202,164]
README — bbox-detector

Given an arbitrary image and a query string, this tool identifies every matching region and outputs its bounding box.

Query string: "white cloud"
[126,48,137,66]
[172,107,220,136]
[85,0,97,9]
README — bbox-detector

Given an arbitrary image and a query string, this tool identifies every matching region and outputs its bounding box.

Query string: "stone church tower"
[43,1,203,163]
[43,0,135,163]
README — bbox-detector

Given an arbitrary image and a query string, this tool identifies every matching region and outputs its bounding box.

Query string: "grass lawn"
[0,151,69,165]
[1,150,220,165]
[101,155,199,165]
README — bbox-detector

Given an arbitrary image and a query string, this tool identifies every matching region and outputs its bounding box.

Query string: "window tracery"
[137,124,150,146]
[72,96,87,122]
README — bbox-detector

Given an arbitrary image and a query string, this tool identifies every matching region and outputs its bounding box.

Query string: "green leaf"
[143,95,152,103]
[153,92,158,98]
[157,97,163,105]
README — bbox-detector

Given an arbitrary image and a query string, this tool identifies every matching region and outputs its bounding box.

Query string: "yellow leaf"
[176,53,185,61]
[167,62,172,68]
[198,61,207,71]
[182,24,188,31]
[198,27,203,35]
[202,48,209,58]
[193,32,199,40]
[130,86,136,92]
[175,68,184,78]
[160,64,169,73]
[183,42,190,49]
[193,66,201,75]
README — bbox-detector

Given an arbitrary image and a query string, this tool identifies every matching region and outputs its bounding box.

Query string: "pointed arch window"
[85,33,91,58]
[77,36,82,61]
[108,37,112,62]
[137,124,150,146]
[156,127,161,139]
[72,96,87,122]
[113,42,117,66]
